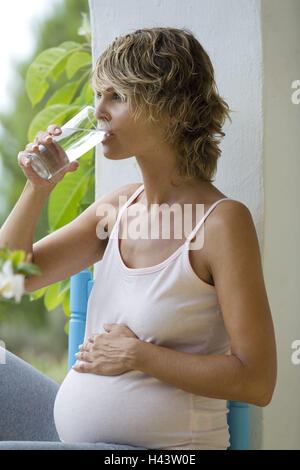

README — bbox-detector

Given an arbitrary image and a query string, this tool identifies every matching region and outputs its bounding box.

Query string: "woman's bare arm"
[0,124,142,292]
[23,183,142,292]
[0,181,52,256]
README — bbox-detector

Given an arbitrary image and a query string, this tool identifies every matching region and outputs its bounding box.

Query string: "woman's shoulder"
[95,182,142,233]
[195,183,246,218]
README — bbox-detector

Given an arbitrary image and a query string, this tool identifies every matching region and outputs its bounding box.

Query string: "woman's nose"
[95,100,110,121]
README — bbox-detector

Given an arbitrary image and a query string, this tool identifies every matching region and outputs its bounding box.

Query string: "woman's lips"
[102,132,115,143]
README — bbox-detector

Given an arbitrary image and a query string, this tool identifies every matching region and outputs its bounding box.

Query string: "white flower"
[78,12,91,40]
[0,259,25,303]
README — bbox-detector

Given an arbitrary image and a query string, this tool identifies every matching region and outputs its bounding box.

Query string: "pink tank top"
[54,184,235,450]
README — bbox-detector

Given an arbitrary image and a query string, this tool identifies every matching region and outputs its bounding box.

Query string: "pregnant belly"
[53,368,192,449]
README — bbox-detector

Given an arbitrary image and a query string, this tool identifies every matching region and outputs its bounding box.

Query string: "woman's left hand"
[72,323,140,376]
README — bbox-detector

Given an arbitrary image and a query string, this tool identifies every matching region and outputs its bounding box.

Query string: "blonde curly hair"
[92,26,232,183]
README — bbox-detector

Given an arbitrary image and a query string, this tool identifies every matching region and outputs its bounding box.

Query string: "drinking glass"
[28,106,106,180]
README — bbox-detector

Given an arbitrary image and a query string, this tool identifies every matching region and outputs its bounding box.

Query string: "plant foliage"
[25,13,95,328]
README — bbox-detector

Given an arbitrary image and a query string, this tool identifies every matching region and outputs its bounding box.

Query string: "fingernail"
[46,136,52,143]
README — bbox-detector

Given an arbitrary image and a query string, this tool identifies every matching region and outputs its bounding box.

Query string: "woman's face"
[94,87,166,161]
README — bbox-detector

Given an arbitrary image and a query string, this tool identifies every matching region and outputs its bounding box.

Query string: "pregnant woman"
[0,27,277,450]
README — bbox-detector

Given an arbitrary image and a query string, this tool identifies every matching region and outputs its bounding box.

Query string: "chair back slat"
[68,269,92,370]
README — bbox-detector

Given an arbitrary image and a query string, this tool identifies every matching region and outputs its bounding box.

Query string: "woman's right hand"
[18,125,79,190]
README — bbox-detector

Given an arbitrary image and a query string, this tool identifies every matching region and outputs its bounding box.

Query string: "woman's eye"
[96,92,121,100]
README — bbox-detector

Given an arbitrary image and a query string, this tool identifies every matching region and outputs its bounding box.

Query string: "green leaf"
[44,282,66,311]
[88,265,94,277]
[26,47,71,106]
[51,42,83,82]
[73,96,81,106]
[27,104,79,141]
[66,51,92,79]
[59,41,82,52]
[64,320,70,335]
[63,290,71,318]
[10,250,26,269]
[16,262,42,276]
[58,278,70,296]
[78,172,95,213]
[78,80,94,107]
[29,286,47,301]
[48,160,94,231]
[46,82,81,107]
[0,246,12,260]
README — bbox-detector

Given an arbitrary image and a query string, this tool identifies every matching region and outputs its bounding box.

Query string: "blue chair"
[69,269,249,450]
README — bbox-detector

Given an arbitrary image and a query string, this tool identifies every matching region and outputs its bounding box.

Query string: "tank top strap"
[114,186,235,247]
[185,198,235,244]
[115,183,145,225]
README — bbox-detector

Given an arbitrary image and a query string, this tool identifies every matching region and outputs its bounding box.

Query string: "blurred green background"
[0,0,90,384]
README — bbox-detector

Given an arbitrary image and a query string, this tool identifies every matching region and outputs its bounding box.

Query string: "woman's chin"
[102,150,134,161]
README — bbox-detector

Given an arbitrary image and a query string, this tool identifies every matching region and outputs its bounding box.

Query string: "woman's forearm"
[132,340,269,407]
[0,181,52,256]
